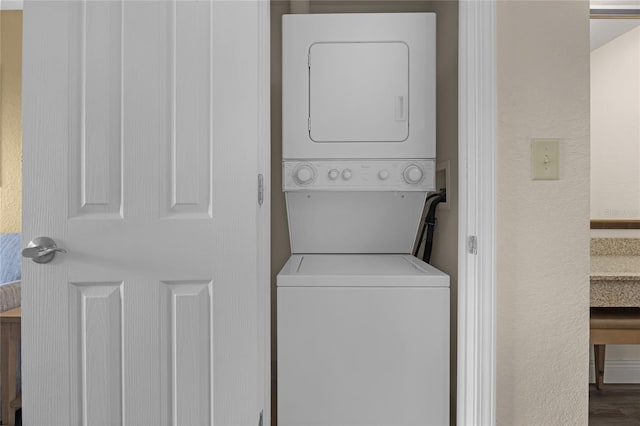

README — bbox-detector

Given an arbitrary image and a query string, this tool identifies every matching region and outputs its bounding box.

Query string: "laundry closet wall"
[270,0,459,419]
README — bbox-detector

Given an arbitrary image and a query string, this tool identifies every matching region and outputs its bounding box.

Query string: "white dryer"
[282,13,436,160]
[277,254,450,426]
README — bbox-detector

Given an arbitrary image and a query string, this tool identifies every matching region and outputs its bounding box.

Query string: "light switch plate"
[531,139,559,180]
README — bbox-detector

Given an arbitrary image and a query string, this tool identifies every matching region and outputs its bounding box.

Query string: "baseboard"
[589,360,640,384]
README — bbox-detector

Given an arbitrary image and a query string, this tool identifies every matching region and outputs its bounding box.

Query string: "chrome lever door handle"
[22,246,67,258]
[22,237,67,264]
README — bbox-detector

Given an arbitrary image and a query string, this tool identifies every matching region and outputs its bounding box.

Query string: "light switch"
[531,139,559,180]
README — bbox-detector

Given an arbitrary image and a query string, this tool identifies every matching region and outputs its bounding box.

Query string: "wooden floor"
[590,384,640,425]
[274,379,635,425]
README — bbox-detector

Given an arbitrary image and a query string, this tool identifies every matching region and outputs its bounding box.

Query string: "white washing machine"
[277,254,449,426]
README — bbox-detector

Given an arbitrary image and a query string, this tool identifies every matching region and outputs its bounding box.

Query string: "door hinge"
[308,117,311,132]
[258,410,263,426]
[258,174,264,206]
[467,235,478,255]
[308,53,311,68]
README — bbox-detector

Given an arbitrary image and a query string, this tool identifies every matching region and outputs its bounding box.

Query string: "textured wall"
[0,11,22,234]
[497,1,590,424]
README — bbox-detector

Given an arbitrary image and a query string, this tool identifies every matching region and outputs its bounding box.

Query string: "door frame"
[457,1,497,425]
[260,1,499,423]
[257,0,271,423]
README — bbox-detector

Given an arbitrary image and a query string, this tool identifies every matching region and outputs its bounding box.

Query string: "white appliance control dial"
[294,164,316,185]
[283,160,435,191]
[403,164,424,184]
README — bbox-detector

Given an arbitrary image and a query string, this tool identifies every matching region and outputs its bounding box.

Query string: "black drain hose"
[414,190,447,264]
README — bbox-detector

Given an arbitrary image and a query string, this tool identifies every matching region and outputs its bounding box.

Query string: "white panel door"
[22,1,267,425]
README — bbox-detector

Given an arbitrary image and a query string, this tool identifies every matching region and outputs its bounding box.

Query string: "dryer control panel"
[283,160,435,191]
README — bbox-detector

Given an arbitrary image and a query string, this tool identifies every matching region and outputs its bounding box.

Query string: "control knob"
[403,165,424,184]
[293,164,316,185]
[342,169,353,180]
[328,169,340,181]
[378,170,390,180]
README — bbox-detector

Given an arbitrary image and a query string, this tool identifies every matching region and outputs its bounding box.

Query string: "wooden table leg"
[1,322,19,426]
[594,344,606,390]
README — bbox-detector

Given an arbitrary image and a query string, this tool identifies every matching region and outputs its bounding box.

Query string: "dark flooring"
[274,379,632,425]
[590,384,640,425]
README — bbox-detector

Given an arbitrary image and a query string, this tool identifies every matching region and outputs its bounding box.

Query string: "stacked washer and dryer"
[277,13,450,426]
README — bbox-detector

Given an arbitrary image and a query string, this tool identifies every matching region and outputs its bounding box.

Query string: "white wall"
[497,1,590,424]
[591,26,640,220]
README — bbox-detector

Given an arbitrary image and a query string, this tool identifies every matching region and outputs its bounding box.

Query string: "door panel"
[22,1,265,425]
[160,281,213,425]
[166,1,212,217]
[68,282,123,426]
[68,0,123,219]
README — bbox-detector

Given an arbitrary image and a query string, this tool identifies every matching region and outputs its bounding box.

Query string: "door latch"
[467,235,477,255]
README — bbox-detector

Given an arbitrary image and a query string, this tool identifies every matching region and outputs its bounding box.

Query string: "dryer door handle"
[395,95,407,122]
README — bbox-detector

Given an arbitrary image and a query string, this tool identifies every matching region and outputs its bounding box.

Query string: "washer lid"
[277,254,449,287]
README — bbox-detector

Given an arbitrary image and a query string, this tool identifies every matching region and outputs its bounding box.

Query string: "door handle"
[22,237,67,264]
